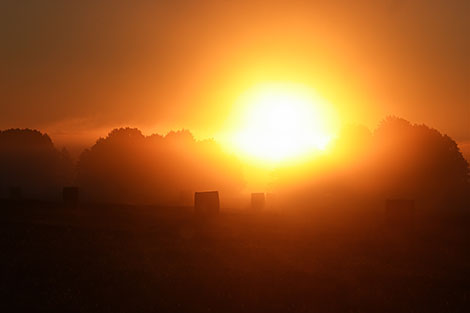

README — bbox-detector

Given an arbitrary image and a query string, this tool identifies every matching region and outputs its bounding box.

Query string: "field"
[1,200,469,313]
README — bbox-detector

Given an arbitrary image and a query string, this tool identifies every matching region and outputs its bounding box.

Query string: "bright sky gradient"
[1,0,468,156]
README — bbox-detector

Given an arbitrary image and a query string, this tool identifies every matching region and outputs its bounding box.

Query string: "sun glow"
[230,83,338,163]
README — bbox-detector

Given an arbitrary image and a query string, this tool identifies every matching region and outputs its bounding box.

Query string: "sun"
[230,83,337,163]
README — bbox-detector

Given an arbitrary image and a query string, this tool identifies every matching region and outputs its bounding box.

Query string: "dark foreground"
[1,201,469,313]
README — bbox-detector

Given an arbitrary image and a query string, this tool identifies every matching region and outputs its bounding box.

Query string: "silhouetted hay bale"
[194,191,219,215]
[251,193,265,210]
[8,186,22,200]
[385,199,415,227]
[63,187,79,209]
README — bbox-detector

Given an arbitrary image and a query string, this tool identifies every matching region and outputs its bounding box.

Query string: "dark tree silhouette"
[372,116,469,209]
[0,129,74,199]
[2,118,467,210]
[274,117,469,212]
[76,127,244,205]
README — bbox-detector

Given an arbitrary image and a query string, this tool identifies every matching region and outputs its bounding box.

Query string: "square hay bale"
[385,199,415,227]
[9,186,22,200]
[251,193,265,210]
[63,187,79,208]
[194,191,219,215]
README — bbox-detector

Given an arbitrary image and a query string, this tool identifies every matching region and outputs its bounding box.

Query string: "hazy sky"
[1,0,468,151]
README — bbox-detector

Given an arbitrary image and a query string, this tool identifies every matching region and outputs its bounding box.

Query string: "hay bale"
[63,187,79,208]
[385,199,415,227]
[194,191,219,215]
[251,193,265,210]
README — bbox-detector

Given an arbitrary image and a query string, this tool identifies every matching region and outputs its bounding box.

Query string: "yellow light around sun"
[230,83,338,163]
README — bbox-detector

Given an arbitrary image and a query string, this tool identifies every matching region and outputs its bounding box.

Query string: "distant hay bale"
[385,199,415,227]
[251,193,265,210]
[63,187,79,209]
[194,191,219,215]
[9,186,22,200]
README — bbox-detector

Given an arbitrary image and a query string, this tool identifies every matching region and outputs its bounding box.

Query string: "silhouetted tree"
[76,127,244,204]
[0,129,74,199]
[274,117,469,212]
[372,116,469,209]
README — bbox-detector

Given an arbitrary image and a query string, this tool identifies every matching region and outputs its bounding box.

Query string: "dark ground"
[0,200,469,313]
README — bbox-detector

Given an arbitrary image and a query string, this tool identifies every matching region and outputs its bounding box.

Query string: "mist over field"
[1,0,469,312]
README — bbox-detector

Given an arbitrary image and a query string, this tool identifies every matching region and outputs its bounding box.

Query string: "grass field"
[1,201,469,312]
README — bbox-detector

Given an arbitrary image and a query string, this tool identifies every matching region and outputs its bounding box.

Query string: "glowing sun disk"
[233,83,336,162]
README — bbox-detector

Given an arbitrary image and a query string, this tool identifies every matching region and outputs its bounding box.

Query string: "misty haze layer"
[0,117,468,211]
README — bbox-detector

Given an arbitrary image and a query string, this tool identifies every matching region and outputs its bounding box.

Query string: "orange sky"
[1,0,468,156]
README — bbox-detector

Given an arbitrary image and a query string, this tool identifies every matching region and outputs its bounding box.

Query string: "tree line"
[0,117,468,209]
